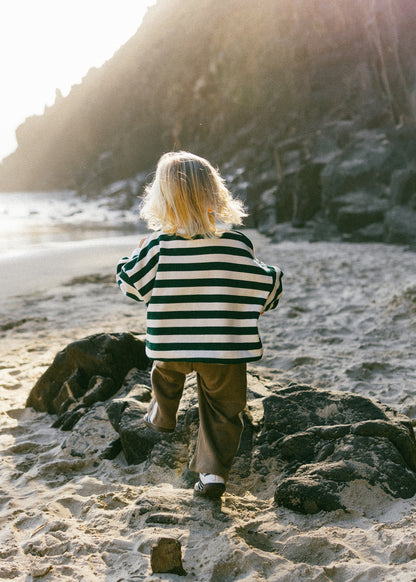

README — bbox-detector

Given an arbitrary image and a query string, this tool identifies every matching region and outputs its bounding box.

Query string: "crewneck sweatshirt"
[116,230,283,363]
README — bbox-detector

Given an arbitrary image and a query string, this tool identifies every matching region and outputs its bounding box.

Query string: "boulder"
[330,191,388,234]
[390,168,416,206]
[384,206,416,246]
[244,124,416,247]
[320,130,396,204]
[103,378,416,513]
[27,335,416,514]
[255,384,416,513]
[26,332,149,414]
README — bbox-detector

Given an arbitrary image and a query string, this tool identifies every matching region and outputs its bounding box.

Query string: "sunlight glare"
[0,0,156,161]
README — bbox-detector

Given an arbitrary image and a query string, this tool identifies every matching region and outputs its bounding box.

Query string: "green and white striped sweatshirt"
[116,230,283,363]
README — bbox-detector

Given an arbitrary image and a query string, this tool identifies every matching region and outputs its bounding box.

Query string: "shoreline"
[0,234,142,301]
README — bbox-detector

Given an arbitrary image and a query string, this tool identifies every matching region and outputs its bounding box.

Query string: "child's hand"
[138,237,147,248]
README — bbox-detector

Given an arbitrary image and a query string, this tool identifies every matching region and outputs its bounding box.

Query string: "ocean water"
[0,190,143,256]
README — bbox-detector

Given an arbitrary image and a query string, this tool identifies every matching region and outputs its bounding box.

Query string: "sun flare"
[0,0,156,161]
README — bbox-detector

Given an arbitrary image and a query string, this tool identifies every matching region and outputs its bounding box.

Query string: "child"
[116,151,283,498]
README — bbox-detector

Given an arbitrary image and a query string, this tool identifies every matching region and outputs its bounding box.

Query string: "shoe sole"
[194,482,226,499]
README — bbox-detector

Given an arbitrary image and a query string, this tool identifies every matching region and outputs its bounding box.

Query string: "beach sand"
[1,230,416,581]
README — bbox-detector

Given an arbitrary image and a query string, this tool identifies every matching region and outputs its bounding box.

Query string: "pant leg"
[148,360,192,431]
[189,362,247,480]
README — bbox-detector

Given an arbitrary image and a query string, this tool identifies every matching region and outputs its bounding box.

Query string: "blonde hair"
[139,151,247,238]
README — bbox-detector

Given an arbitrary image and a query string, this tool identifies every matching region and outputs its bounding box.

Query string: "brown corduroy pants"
[147,360,247,480]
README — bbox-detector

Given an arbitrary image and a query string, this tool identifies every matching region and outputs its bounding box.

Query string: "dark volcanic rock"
[26,332,149,414]
[27,334,416,513]
[261,384,416,513]
[314,127,416,246]
[102,378,416,513]
[109,399,165,465]
[263,125,416,247]
[390,168,416,206]
[385,206,416,246]
[333,192,388,234]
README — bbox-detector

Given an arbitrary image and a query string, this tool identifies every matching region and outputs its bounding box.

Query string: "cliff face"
[1,0,416,244]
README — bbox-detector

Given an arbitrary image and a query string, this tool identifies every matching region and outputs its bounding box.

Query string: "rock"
[117,401,164,465]
[61,404,120,459]
[30,562,53,578]
[260,125,416,246]
[58,408,86,432]
[104,368,176,465]
[98,373,416,513]
[312,126,416,246]
[26,332,149,414]
[346,222,385,243]
[384,206,416,246]
[256,186,278,233]
[27,335,416,514]
[390,168,416,205]
[321,130,395,203]
[100,438,123,460]
[82,376,117,406]
[106,371,199,467]
[257,384,416,514]
[52,376,78,416]
[332,191,387,234]
[291,162,323,226]
[150,537,187,575]
[146,513,188,525]
[274,473,342,514]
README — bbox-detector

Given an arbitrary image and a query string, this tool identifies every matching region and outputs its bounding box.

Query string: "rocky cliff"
[1,0,416,245]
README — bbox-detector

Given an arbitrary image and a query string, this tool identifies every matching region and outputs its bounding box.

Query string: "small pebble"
[150,537,187,575]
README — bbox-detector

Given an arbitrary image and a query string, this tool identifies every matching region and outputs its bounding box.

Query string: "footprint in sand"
[290,356,318,369]
[1,368,22,389]
[3,382,22,390]
[346,361,392,381]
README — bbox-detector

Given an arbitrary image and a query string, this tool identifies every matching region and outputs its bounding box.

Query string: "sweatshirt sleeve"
[116,236,160,304]
[239,231,283,313]
[262,264,283,312]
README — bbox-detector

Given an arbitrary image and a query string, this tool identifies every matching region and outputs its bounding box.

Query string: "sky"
[0,0,157,162]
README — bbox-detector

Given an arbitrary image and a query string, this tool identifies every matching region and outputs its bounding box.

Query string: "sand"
[1,229,416,581]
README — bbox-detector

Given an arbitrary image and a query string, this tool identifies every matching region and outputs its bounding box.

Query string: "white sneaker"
[194,473,225,498]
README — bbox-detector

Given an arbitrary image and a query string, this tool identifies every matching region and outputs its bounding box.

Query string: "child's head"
[140,151,247,237]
